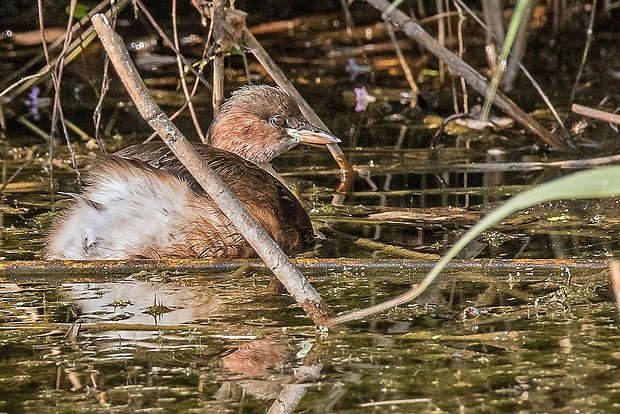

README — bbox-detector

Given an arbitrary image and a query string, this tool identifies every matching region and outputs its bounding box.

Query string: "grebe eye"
[270,115,286,127]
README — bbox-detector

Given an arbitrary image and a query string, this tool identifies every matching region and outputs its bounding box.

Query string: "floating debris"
[354,86,376,112]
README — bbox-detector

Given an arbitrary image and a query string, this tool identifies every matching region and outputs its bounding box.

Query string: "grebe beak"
[286,124,341,145]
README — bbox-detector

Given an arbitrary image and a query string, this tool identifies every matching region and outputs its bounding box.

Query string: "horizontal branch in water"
[0,258,610,280]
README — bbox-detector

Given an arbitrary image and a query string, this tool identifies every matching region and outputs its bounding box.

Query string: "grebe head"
[207,85,340,164]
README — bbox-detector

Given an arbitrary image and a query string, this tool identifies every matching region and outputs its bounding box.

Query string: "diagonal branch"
[90,13,330,327]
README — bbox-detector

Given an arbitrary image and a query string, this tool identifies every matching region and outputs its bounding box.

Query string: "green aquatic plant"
[330,166,620,324]
[480,0,531,120]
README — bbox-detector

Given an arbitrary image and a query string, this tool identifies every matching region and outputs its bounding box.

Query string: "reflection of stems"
[91,14,330,327]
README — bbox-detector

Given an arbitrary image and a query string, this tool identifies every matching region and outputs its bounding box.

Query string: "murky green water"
[1,264,619,412]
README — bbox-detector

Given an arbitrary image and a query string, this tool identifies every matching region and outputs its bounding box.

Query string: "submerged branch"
[320,226,439,260]
[0,258,610,280]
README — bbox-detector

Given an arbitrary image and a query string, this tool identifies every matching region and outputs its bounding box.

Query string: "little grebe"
[43,85,340,260]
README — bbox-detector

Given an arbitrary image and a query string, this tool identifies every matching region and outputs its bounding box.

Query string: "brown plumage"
[43,85,339,260]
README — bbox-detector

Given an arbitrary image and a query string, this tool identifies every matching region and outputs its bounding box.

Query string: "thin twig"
[0,73,44,101]
[572,103,620,125]
[453,0,468,113]
[339,0,356,37]
[569,0,598,106]
[366,0,567,149]
[16,117,50,140]
[172,0,206,142]
[45,0,81,183]
[383,17,419,100]
[133,0,212,91]
[0,0,117,92]
[37,0,58,198]
[90,13,330,327]
[359,399,431,408]
[144,101,192,143]
[64,118,93,142]
[94,1,122,152]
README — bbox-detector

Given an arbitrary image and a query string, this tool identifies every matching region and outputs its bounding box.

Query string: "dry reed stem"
[572,104,620,125]
[133,0,212,91]
[172,0,206,142]
[367,0,567,149]
[453,0,566,131]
